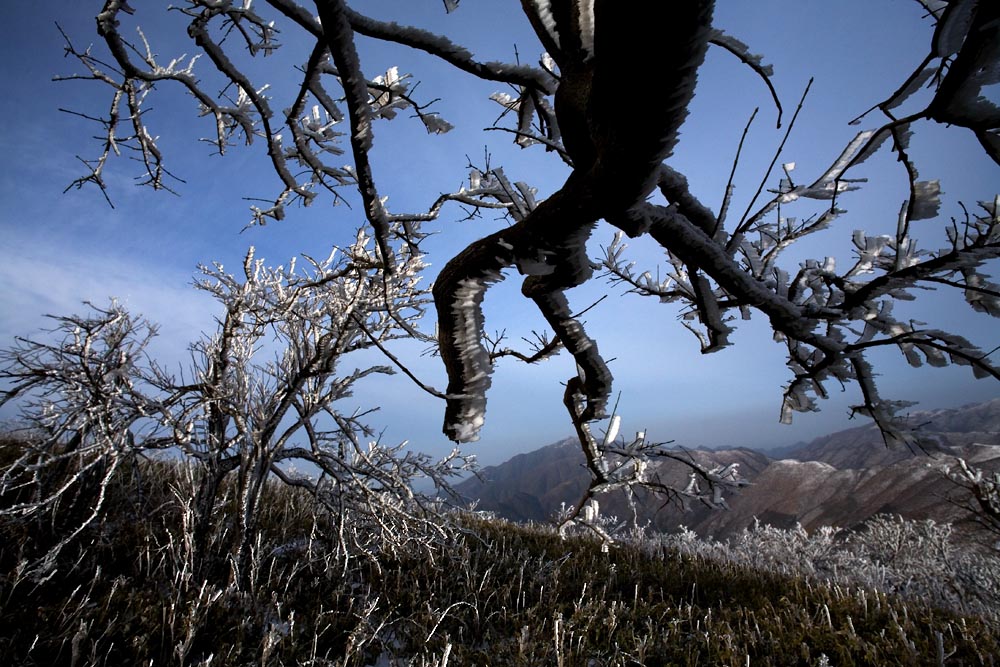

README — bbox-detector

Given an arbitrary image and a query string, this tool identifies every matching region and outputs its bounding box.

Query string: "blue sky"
[1,1,997,466]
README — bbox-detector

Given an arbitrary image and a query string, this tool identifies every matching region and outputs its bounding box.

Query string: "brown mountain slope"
[783,399,1000,468]
[457,400,1000,538]
[697,443,1000,537]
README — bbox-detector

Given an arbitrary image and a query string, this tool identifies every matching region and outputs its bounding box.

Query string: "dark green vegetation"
[1,437,997,667]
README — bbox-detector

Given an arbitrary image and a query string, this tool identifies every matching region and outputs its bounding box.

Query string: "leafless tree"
[1,230,473,578]
[43,0,1000,534]
[948,458,1000,537]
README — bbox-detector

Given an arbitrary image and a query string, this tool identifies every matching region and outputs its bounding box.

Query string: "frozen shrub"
[636,515,1000,617]
[0,231,473,580]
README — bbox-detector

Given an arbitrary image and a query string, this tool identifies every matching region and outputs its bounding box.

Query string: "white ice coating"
[603,414,621,445]
[541,52,557,74]
[449,414,484,443]
[452,279,486,352]
[910,180,942,221]
[445,272,502,442]
[583,499,599,523]
[420,114,454,135]
[577,0,595,58]
[824,130,876,181]
[529,0,561,50]
[489,92,520,110]
[710,31,773,76]
[798,130,877,200]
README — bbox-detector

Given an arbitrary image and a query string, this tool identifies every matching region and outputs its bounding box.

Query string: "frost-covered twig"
[557,389,746,543]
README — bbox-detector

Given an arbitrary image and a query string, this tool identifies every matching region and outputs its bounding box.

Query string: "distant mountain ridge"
[456,400,1000,539]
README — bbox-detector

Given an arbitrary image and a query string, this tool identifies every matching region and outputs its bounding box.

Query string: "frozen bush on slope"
[645,514,1000,618]
[949,457,1000,536]
[0,228,473,580]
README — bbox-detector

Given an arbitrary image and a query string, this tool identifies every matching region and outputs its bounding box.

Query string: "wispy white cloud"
[0,230,216,369]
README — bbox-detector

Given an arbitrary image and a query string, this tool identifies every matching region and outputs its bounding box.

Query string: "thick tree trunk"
[434,1,716,441]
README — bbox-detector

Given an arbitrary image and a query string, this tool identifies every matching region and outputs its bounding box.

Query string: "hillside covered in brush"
[2,435,999,666]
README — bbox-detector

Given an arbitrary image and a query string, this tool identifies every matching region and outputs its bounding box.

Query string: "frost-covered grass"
[2,437,998,666]
[642,516,1000,621]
